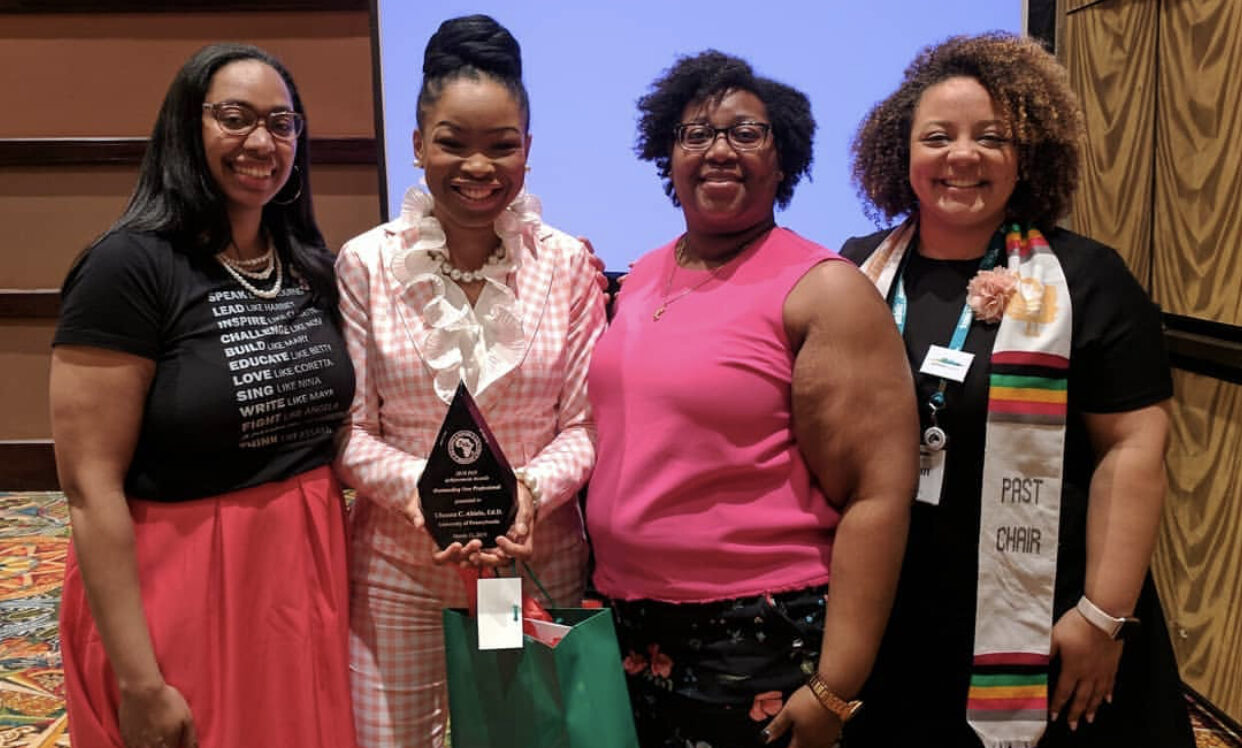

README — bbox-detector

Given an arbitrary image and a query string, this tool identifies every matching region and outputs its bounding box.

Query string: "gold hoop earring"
[524,165,532,173]
[272,164,303,206]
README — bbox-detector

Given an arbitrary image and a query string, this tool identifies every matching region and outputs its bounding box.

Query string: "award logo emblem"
[419,382,517,549]
[448,431,483,465]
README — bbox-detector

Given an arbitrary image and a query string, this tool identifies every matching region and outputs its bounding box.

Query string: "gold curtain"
[1065,0,1242,723]
[1064,0,1158,281]
[1152,0,1242,324]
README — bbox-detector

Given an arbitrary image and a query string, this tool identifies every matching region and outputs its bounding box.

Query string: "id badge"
[916,446,946,506]
[919,345,974,383]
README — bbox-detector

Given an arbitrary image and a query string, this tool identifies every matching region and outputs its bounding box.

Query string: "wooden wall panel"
[0,12,373,138]
[1151,0,1242,325]
[1062,0,1158,282]
[0,321,56,439]
[1156,369,1242,721]
[0,166,135,287]
[309,164,381,252]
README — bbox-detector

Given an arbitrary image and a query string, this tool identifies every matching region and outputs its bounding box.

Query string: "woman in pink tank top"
[585,50,919,748]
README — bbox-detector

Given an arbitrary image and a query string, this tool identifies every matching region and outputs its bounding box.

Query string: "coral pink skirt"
[60,466,357,748]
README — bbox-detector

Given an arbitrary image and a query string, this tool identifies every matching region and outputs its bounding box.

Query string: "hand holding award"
[418,382,530,566]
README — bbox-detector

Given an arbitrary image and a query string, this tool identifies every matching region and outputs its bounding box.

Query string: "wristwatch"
[806,672,863,723]
[1076,595,1141,640]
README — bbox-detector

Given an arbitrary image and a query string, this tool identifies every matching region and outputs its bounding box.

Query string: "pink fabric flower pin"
[966,267,1018,323]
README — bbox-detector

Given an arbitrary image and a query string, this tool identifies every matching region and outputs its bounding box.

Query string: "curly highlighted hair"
[635,49,815,209]
[851,32,1084,228]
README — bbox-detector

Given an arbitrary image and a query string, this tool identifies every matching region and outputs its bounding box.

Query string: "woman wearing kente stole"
[839,33,1193,748]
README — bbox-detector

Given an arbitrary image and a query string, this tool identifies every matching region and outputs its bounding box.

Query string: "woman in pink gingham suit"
[334,15,607,748]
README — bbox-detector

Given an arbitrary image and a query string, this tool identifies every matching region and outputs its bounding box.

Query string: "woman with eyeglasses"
[52,43,357,748]
[839,34,1190,748]
[584,50,919,748]
[334,15,606,746]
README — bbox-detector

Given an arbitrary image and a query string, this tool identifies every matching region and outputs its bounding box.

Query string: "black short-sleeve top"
[54,230,354,502]
[840,225,1172,617]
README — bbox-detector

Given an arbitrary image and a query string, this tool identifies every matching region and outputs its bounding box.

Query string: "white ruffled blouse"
[387,187,543,404]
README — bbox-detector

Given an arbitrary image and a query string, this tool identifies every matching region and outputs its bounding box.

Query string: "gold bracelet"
[806,672,863,723]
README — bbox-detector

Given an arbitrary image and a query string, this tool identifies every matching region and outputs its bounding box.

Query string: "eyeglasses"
[674,121,772,151]
[202,102,305,140]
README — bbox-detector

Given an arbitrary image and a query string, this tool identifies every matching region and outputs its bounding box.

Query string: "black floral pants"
[610,585,828,748]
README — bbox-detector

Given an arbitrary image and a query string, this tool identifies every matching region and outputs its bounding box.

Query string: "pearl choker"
[429,245,507,284]
[216,246,283,299]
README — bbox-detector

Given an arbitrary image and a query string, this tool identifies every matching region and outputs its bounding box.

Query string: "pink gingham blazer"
[333,195,607,565]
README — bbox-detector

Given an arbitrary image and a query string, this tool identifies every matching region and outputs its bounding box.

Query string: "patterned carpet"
[0,490,1238,748]
[0,493,69,748]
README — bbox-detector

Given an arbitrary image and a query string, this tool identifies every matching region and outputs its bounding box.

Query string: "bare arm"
[1082,403,1171,617]
[767,260,920,746]
[51,345,197,748]
[1049,401,1171,728]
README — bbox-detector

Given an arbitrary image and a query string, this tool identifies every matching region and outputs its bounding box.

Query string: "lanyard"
[890,240,1004,449]
[891,241,1003,349]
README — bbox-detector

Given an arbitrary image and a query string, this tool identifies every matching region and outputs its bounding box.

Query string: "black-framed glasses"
[203,102,305,140]
[674,121,772,151]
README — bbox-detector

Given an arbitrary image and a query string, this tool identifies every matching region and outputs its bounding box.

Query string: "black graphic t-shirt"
[54,230,354,502]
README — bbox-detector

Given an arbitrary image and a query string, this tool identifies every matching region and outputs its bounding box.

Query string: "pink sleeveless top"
[587,228,846,602]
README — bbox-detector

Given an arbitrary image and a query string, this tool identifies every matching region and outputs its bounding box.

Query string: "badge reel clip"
[923,389,948,452]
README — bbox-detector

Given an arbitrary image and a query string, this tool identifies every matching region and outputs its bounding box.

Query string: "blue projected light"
[373,2,1022,269]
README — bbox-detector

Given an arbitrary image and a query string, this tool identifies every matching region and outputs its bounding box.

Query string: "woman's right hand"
[578,237,609,294]
[119,682,198,748]
[403,492,425,529]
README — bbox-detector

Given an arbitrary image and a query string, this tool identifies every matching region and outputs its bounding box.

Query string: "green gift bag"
[442,606,640,748]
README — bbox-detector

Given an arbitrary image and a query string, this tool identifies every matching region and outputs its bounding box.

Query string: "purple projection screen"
[372,1,1023,269]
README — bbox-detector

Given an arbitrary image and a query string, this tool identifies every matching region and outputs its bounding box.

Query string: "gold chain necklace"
[651,221,775,321]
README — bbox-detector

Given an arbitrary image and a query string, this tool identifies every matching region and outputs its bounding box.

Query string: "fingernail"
[760,728,771,743]
[1069,720,1078,731]
[1105,694,1113,704]
[1050,712,1059,722]
[1086,712,1095,724]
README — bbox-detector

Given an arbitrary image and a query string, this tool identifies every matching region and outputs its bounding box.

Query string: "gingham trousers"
[348,496,588,748]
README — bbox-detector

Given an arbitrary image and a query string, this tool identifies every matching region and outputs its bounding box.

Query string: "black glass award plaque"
[418,382,517,550]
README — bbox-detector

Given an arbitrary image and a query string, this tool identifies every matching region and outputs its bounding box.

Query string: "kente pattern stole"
[860,218,1071,748]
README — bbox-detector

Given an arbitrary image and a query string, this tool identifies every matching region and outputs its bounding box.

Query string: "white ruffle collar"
[385,186,543,404]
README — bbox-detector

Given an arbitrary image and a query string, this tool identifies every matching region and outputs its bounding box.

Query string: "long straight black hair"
[73,42,338,316]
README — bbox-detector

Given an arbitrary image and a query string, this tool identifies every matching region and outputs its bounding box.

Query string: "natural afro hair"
[851,32,1084,228]
[635,49,815,209]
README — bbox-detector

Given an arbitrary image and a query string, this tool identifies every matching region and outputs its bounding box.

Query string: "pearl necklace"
[429,245,507,284]
[228,246,273,269]
[219,240,274,274]
[217,250,283,299]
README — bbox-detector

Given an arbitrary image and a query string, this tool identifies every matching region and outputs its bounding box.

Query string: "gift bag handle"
[517,560,555,607]
[457,561,555,617]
